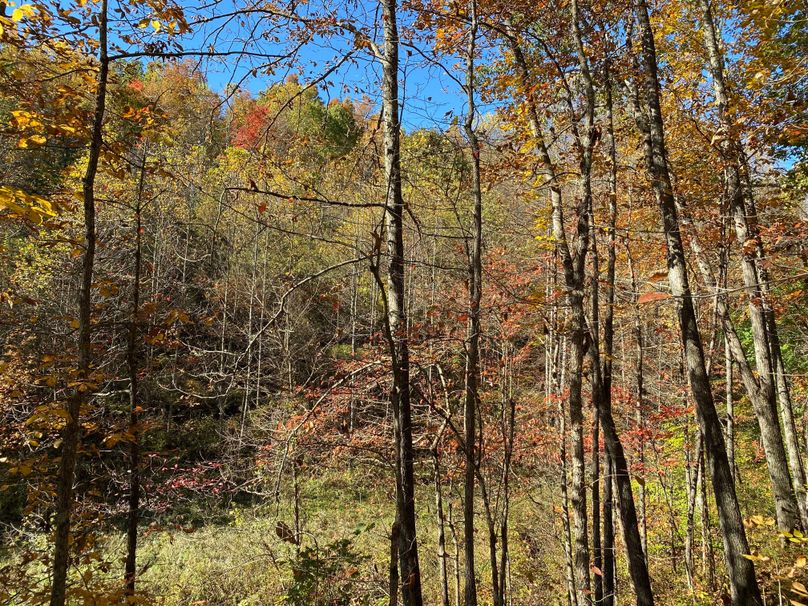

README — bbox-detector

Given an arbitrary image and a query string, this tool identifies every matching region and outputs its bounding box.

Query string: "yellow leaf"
[151,19,161,31]
[0,186,56,223]
[11,4,35,22]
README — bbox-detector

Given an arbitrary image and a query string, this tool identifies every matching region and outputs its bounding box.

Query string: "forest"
[0,0,806,604]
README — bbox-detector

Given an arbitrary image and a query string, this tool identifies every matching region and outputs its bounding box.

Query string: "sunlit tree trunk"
[631,0,761,601]
[379,0,423,601]
[697,0,806,531]
[725,336,735,481]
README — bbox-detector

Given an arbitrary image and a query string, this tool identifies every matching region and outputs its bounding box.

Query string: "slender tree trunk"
[697,0,806,532]
[685,430,701,591]
[602,72,618,606]
[625,226,649,562]
[557,337,578,606]
[484,491,501,606]
[561,405,579,606]
[587,49,654,606]
[433,424,451,606]
[125,144,147,597]
[503,23,592,604]
[602,457,615,606]
[379,0,423,601]
[448,502,461,606]
[631,1,761,602]
[390,518,400,606]
[725,336,735,481]
[699,440,717,590]
[50,4,108,604]
[463,2,482,602]
[591,411,603,605]
[498,393,514,606]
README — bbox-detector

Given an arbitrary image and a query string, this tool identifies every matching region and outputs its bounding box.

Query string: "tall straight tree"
[696,0,807,531]
[572,5,654,603]
[497,20,592,605]
[630,0,762,603]
[125,143,148,597]
[50,2,108,604]
[379,0,424,603]
[462,0,482,603]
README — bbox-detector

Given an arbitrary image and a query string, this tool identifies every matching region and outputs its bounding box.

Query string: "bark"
[448,503,461,606]
[697,0,806,532]
[725,337,735,482]
[602,456,615,606]
[602,76,618,606]
[498,394,514,606]
[583,29,654,606]
[462,2,482,602]
[626,240,649,560]
[533,5,594,597]
[49,3,108,604]
[390,519,400,606]
[680,197,797,532]
[433,423,451,606]
[591,411,603,605]
[699,441,717,590]
[556,336,578,606]
[125,144,147,597]
[479,478,500,606]
[630,1,761,602]
[685,431,702,591]
[379,0,423,601]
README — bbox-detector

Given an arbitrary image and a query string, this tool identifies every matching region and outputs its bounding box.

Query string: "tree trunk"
[725,336,735,482]
[699,440,717,591]
[598,64,655,606]
[433,424,451,606]
[697,0,806,532]
[498,393,514,606]
[50,3,108,604]
[591,411,603,605]
[462,2,482,602]
[390,519,400,606]
[556,337,578,606]
[379,0,423,601]
[630,1,761,602]
[685,431,701,591]
[448,502,461,606]
[125,144,147,597]
[602,455,615,606]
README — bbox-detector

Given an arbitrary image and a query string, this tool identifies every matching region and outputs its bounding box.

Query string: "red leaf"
[638,292,668,304]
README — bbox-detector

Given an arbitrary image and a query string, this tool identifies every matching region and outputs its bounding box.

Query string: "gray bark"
[630,1,762,602]
[379,0,423,601]
[697,0,806,532]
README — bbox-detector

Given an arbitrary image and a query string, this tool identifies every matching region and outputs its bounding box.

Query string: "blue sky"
[136,0,497,132]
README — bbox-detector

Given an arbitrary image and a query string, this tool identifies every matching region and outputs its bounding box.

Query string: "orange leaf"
[638,292,668,304]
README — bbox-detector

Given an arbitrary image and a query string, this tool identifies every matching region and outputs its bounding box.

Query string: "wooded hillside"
[0,0,806,604]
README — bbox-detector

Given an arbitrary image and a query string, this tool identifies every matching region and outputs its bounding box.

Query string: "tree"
[629,0,761,602]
